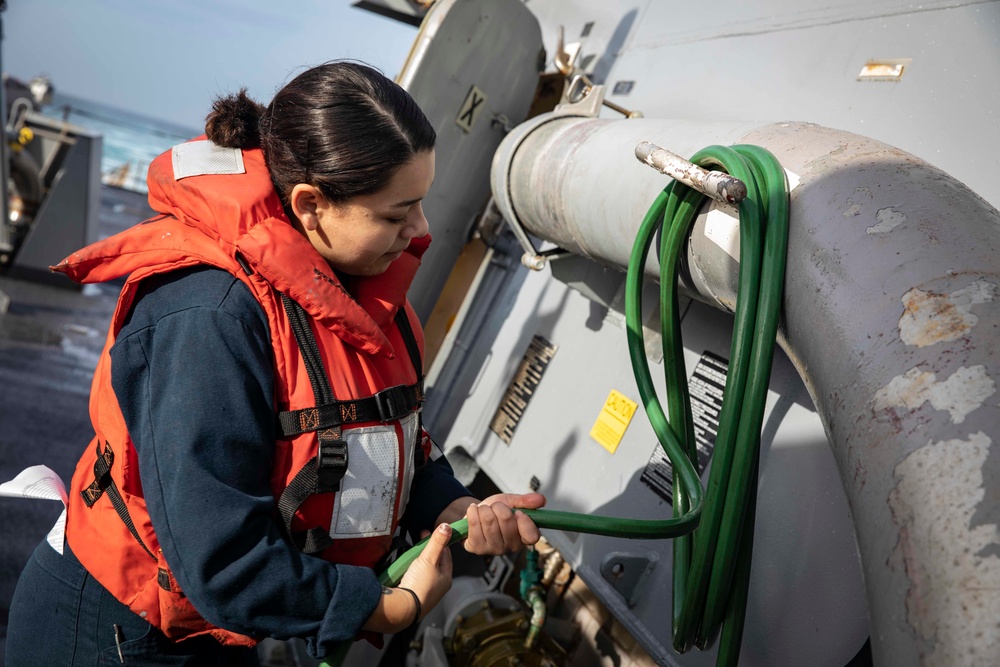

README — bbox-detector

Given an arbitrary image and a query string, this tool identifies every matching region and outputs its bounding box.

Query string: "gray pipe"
[492,115,1000,666]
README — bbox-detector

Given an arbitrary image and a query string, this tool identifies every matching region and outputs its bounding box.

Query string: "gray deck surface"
[0,186,154,664]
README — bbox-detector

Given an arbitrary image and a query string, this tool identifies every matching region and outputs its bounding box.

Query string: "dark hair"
[204,61,436,205]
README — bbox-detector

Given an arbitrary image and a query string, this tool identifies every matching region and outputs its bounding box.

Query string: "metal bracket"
[556,74,644,119]
[491,113,515,133]
[600,551,659,608]
[500,77,611,270]
[554,74,606,118]
[520,247,575,271]
[483,553,516,593]
[501,206,549,270]
[473,198,507,248]
[496,79,643,271]
[554,25,577,75]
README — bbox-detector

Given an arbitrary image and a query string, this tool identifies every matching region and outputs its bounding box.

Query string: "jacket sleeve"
[110,268,381,658]
[400,430,474,534]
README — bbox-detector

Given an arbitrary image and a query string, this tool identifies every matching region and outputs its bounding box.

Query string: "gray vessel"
[346,1,1000,666]
[3,2,997,665]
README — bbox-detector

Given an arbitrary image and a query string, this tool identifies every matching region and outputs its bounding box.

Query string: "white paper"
[0,465,69,553]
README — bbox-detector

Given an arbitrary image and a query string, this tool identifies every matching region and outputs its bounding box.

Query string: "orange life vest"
[53,139,432,646]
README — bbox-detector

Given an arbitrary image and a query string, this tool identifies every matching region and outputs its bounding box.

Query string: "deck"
[0,185,154,662]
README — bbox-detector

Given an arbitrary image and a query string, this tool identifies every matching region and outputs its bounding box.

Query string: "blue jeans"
[6,540,258,666]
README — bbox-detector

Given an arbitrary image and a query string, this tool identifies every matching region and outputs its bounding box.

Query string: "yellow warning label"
[590,390,638,454]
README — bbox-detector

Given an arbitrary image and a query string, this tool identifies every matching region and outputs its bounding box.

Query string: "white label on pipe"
[704,168,800,261]
[785,168,801,191]
[705,203,741,261]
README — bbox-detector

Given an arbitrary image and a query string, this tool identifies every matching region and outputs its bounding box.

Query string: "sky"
[2,0,418,131]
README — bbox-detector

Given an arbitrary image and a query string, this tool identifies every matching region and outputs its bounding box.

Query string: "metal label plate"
[489,335,558,445]
[640,351,728,503]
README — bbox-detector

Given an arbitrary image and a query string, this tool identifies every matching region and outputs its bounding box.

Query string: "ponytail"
[204,88,265,149]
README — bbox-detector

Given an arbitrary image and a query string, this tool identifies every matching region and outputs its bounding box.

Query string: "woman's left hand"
[462,492,546,555]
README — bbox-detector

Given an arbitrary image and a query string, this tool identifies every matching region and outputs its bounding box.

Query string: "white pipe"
[492,115,1000,666]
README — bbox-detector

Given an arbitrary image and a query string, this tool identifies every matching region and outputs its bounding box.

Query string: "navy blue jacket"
[109,266,470,656]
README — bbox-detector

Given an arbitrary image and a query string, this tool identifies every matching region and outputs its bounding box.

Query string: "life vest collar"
[52,139,432,357]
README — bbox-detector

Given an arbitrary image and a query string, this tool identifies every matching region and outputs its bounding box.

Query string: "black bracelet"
[396,587,422,630]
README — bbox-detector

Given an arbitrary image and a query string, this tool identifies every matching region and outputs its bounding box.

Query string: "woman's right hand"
[363,522,453,634]
[398,522,453,622]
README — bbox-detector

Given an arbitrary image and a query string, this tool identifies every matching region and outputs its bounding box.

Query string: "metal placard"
[489,335,558,444]
[640,351,728,503]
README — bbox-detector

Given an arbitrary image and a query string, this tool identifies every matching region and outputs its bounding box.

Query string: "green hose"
[320,145,787,667]
[670,145,789,655]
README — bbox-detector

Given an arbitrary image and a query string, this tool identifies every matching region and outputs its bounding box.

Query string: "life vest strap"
[276,383,423,438]
[275,297,426,439]
[276,295,427,555]
[315,429,348,491]
[393,302,428,471]
[80,441,157,561]
[281,293,335,405]
[275,425,345,554]
[392,303,424,398]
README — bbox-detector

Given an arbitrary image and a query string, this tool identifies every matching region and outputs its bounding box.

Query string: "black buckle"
[316,433,348,492]
[81,441,115,508]
[375,385,409,422]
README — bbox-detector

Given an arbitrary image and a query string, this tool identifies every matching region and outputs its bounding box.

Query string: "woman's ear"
[289,184,324,231]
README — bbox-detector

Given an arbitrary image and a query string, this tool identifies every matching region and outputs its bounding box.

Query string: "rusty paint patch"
[867,207,907,234]
[843,187,873,217]
[898,279,999,347]
[874,366,996,424]
[888,432,1000,665]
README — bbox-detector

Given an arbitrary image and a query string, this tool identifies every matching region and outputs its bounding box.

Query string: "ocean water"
[38,92,200,194]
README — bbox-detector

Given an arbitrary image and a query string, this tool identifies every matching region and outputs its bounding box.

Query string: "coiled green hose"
[658,145,789,660]
[322,144,788,667]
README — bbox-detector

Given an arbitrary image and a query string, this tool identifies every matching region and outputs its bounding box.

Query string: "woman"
[6,61,544,665]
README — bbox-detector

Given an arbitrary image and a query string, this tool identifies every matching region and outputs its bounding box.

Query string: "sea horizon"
[38,91,201,194]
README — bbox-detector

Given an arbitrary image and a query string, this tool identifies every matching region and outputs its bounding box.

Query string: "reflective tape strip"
[329,419,407,539]
[397,413,419,516]
[172,141,246,180]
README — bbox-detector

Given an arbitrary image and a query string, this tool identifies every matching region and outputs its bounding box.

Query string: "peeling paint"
[843,187,873,217]
[874,365,996,424]
[898,279,999,347]
[888,432,1000,666]
[866,207,907,234]
[635,141,747,204]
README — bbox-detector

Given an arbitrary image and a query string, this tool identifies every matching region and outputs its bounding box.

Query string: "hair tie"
[396,587,421,630]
